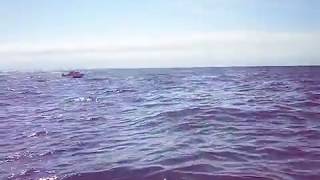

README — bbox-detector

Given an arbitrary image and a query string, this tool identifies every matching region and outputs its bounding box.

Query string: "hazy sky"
[0,0,319,70]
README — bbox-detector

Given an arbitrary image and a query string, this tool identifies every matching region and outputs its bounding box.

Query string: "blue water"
[1,67,320,180]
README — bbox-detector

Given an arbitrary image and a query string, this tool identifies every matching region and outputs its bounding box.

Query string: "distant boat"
[62,71,84,78]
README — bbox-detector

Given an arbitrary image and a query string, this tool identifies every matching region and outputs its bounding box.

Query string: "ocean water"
[1,67,320,180]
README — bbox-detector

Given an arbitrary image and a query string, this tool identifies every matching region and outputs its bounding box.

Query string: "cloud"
[0,31,319,70]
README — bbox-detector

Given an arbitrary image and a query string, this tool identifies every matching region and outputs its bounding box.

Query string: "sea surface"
[1,67,320,180]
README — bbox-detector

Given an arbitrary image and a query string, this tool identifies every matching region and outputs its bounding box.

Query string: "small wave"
[29,130,48,138]
[8,169,57,180]
[70,96,98,102]
[18,90,42,95]
[8,168,40,180]
[104,88,136,94]
[4,151,36,163]
[39,175,58,180]
[62,167,274,180]
[3,149,57,164]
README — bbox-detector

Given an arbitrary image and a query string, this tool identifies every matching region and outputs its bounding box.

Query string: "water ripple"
[1,67,320,180]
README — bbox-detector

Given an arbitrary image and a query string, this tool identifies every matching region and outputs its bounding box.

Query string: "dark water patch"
[0,102,11,106]
[156,107,203,119]
[86,77,110,82]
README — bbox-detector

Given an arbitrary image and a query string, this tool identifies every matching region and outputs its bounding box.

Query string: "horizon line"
[2,64,320,73]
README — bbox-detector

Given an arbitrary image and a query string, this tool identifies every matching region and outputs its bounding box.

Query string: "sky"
[0,0,319,70]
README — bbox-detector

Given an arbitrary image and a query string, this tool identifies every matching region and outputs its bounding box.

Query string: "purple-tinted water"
[1,67,320,180]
